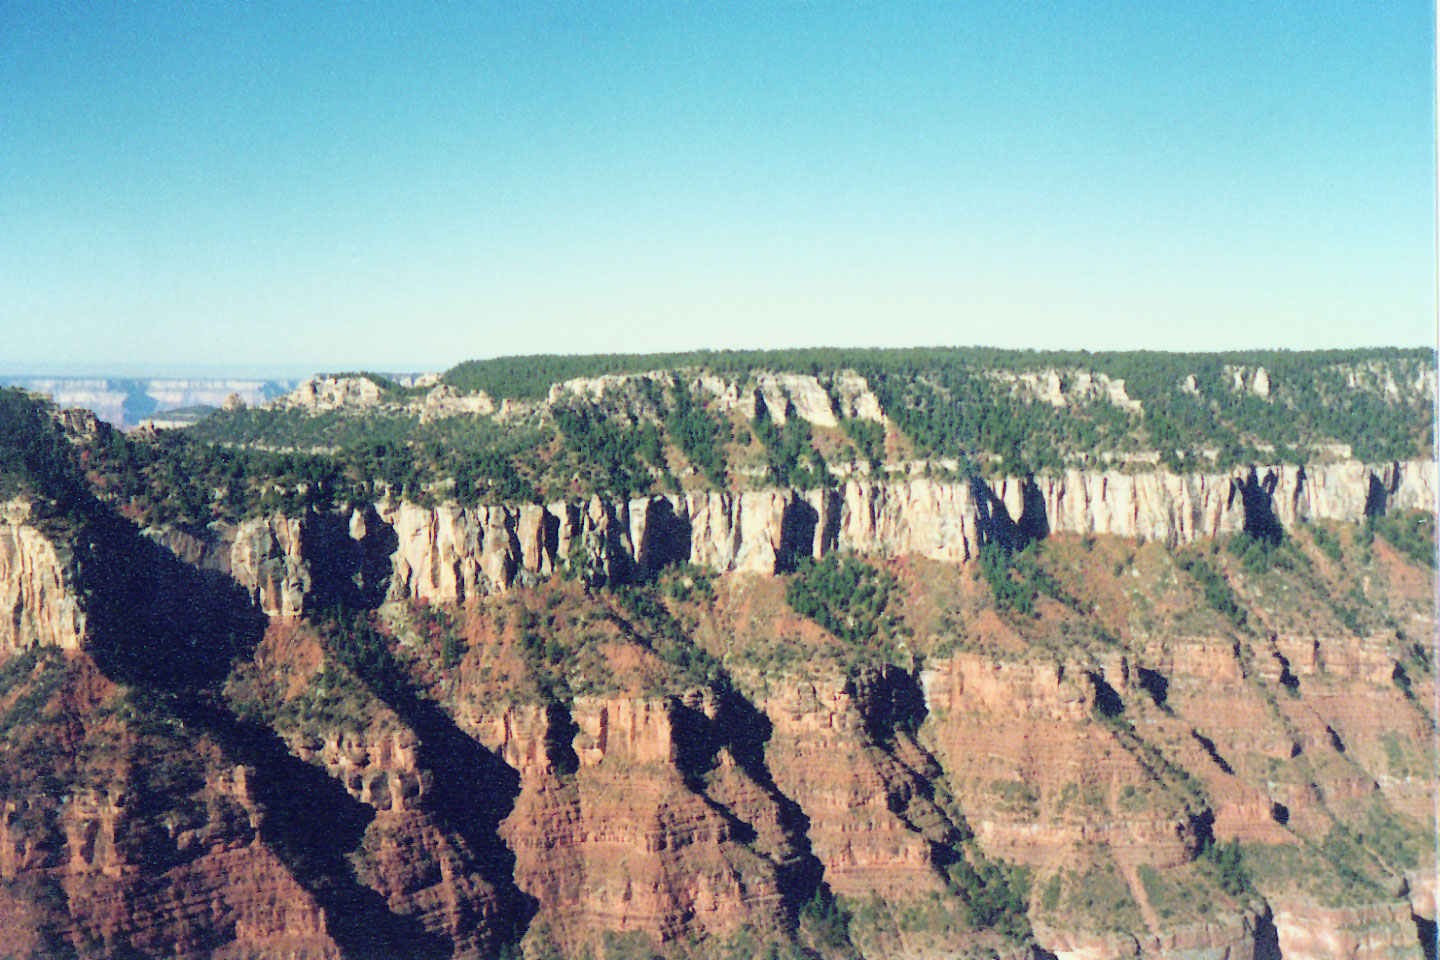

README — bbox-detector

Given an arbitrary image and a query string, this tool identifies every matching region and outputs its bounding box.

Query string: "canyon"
[0,452,1434,960]
[0,378,299,430]
[0,352,1434,960]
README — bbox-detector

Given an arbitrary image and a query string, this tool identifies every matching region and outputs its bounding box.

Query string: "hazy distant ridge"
[0,377,300,429]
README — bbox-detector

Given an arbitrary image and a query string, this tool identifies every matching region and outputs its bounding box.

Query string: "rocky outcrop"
[458,689,803,952]
[416,383,495,421]
[914,598,1437,960]
[1,752,343,959]
[279,376,385,411]
[758,668,956,903]
[989,369,1144,413]
[229,517,311,617]
[1269,900,1427,960]
[133,459,1436,617]
[539,369,883,430]
[752,374,838,427]
[833,370,884,422]
[0,500,86,654]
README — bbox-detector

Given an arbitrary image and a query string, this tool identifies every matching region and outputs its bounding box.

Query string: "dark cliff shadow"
[969,475,1023,551]
[671,699,760,847]
[545,698,580,776]
[849,667,951,822]
[776,496,821,573]
[819,489,842,556]
[1017,475,1050,544]
[1136,667,1169,710]
[670,687,828,924]
[399,695,535,945]
[849,664,928,746]
[842,661,1031,928]
[1087,672,1126,719]
[636,497,692,576]
[178,700,452,960]
[1237,469,1283,545]
[1190,730,1235,775]
[501,509,524,588]
[1416,913,1437,960]
[303,506,398,611]
[69,504,450,959]
[1364,471,1391,518]
[585,501,634,587]
[75,507,266,690]
[716,689,829,908]
[1253,907,1283,960]
[318,613,537,951]
[541,508,561,570]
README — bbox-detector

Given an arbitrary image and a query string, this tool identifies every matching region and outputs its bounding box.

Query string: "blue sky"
[0,2,1433,375]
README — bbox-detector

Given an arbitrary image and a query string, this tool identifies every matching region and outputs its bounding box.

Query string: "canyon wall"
[0,453,1434,960]
[0,500,86,655]
[5,458,1434,650]
[227,459,1438,614]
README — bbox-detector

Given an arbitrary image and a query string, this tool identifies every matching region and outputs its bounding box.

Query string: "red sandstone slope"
[0,503,1433,960]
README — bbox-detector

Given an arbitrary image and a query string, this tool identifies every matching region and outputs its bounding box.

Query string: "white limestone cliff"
[206,458,1440,614]
[0,500,86,654]
[279,376,385,412]
[11,460,1433,631]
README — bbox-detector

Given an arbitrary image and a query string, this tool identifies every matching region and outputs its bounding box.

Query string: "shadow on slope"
[317,611,537,948]
[66,503,473,959]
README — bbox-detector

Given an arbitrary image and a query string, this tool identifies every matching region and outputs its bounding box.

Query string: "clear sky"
[0,2,1434,375]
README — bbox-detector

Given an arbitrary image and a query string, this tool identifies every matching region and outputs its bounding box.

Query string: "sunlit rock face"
[0,500,86,654]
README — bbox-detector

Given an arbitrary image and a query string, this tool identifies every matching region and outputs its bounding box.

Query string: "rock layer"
[5,459,1435,645]
[0,500,86,655]
[216,459,1440,613]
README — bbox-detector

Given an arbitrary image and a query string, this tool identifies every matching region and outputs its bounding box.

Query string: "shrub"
[977,543,1036,616]
[1369,510,1435,568]
[946,855,1031,939]
[1177,553,1248,630]
[798,886,854,951]
[1310,524,1344,564]
[1200,839,1251,898]
[785,554,902,645]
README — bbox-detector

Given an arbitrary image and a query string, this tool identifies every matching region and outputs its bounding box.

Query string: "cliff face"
[478,692,804,950]
[0,454,1434,960]
[39,770,342,960]
[0,500,86,655]
[155,459,1435,616]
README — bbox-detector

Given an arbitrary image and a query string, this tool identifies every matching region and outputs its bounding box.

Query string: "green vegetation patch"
[1197,839,1252,899]
[554,405,666,497]
[0,648,69,739]
[665,386,729,488]
[1062,857,1146,934]
[0,389,91,528]
[1365,509,1435,568]
[186,406,538,508]
[752,408,826,488]
[785,553,903,646]
[1177,551,1248,631]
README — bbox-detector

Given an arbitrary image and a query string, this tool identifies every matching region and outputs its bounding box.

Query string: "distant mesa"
[0,376,302,429]
[0,373,433,430]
